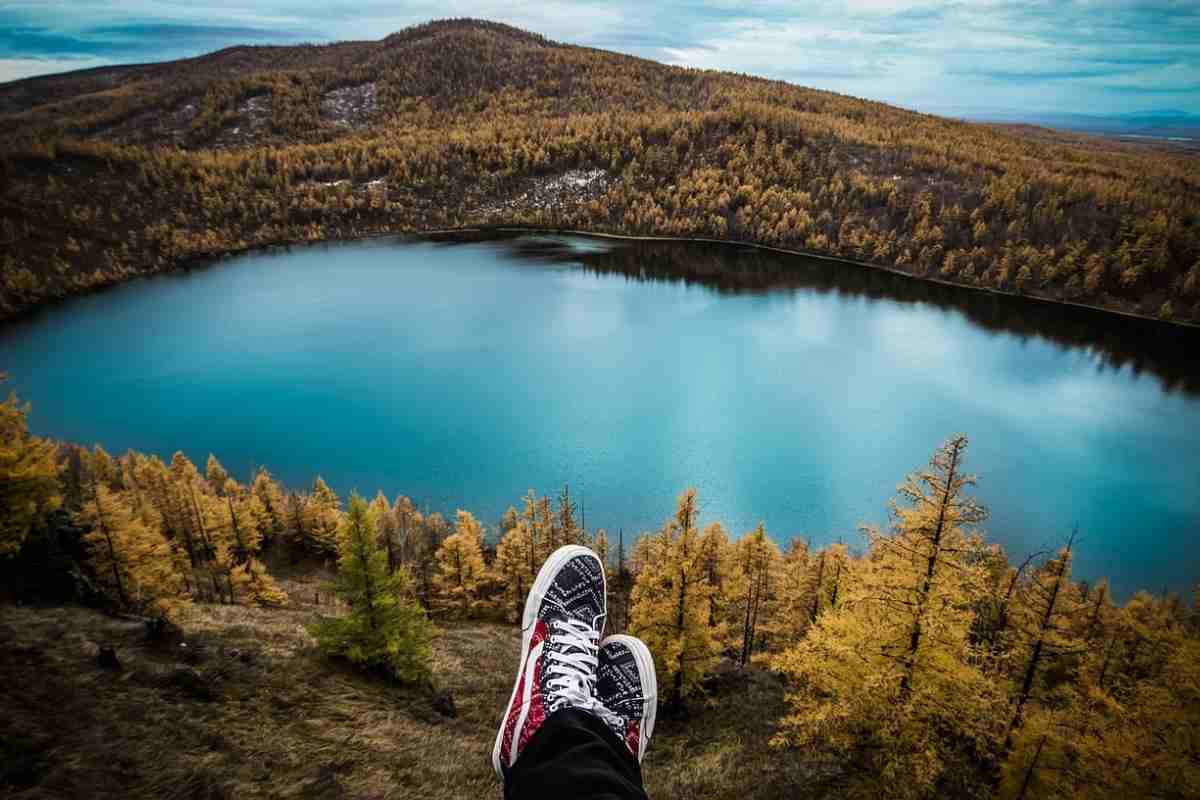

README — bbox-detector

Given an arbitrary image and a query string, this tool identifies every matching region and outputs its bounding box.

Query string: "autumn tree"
[77,483,189,620]
[696,521,737,645]
[205,454,229,493]
[251,467,287,543]
[432,509,488,617]
[592,528,609,569]
[0,393,61,558]
[1004,532,1084,748]
[308,494,437,683]
[771,435,1005,799]
[493,518,535,622]
[220,478,286,606]
[408,510,447,608]
[629,488,721,710]
[764,537,813,647]
[169,451,228,601]
[392,495,421,569]
[608,529,634,634]
[303,476,342,556]
[369,491,399,573]
[556,483,580,547]
[732,522,780,667]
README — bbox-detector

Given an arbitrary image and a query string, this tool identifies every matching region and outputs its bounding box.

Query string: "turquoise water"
[2,234,1198,598]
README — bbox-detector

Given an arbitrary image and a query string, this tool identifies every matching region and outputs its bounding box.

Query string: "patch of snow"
[471,169,615,219]
[321,82,378,128]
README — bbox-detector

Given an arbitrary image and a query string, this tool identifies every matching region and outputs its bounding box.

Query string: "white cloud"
[0,56,112,82]
[1,1,1196,113]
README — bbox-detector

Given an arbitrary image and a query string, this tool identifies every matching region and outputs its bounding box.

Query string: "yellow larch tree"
[1003,533,1085,747]
[696,520,739,651]
[77,482,189,621]
[220,478,286,606]
[629,488,721,710]
[771,435,1006,799]
[205,454,229,494]
[0,393,61,558]
[731,522,780,667]
[493,519,535,623]
[764,537,812,648]
[303,476,342,557]
[432,509,488,617]
[592,528,610,570]
[392,494,422,569]
[169,451,228,602]
[369,491,399,574]
[251,467,287,543]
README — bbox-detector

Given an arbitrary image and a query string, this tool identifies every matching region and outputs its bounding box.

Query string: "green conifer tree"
[308,494,437,683]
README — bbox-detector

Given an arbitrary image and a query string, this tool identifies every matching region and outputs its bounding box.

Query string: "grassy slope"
[1,577,806,799]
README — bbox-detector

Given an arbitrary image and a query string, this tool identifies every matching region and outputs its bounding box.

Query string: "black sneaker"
[492,545,607,778]
[595,634,657,763]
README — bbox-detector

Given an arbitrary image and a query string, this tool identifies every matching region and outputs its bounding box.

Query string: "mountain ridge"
[0,18,1198,325]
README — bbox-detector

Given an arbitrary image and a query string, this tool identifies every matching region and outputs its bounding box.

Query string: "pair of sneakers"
[492,545,657,778]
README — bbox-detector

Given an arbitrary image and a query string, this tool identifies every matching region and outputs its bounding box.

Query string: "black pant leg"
[504,708,648,800]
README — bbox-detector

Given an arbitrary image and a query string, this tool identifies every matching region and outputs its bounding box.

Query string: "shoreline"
[445,225,1200,330]
[4,223,1198,331]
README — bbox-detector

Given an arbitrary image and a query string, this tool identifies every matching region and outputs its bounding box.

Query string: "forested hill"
[1,18,1198,323]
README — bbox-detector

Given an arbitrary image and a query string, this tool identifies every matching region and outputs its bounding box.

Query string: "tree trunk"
[1006,539,1071,747]
[828,555,842,610]
[810,552,825,623]
[900,441,961,699]
[189,485,224,603]
[672,529,690,710]
[1015,735,1047,800]
[740,566,755,668]
[93,483,129,607]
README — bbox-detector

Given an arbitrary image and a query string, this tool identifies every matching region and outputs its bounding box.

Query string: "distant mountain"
[965,109,1200,139]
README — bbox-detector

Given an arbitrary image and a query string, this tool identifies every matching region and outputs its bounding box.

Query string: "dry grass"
[0,583,819,799]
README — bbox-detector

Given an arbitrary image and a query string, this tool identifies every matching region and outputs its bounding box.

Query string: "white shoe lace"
[544,617,615,721]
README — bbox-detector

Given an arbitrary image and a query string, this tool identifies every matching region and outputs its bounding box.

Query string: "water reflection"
[438,231,1200,396]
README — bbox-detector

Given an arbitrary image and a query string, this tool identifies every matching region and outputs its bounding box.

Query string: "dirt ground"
[0,574,816,800]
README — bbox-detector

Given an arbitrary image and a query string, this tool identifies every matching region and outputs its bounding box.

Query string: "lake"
[2,233,1198,598]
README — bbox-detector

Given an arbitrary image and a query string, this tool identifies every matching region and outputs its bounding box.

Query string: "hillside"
[0,19,1198,323]
[0,575,799,799]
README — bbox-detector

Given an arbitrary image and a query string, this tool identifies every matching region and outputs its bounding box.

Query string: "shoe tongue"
[544,559,604,620]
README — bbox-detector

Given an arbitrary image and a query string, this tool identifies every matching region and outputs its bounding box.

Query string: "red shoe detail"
[624,718,641,758]
[517,656,547,758]
[500,619,549,767]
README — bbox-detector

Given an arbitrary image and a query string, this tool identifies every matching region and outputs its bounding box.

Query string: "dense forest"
[1,19,1199,324]
[3,388,1197,799]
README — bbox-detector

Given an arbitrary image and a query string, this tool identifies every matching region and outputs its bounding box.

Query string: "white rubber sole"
[491,545,607,779]
[600,633,657,762]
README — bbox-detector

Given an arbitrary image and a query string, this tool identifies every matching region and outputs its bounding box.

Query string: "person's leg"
[491,546,656,800]
[504,707,648,800]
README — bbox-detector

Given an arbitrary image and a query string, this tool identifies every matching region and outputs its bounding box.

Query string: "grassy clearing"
[0,577,817,799]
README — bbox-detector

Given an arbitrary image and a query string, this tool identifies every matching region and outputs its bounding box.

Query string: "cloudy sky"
[2,1,1197,116]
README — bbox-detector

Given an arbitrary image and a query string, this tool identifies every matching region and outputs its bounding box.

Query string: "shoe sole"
[600,634,657,762]
[491,544,607,779]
